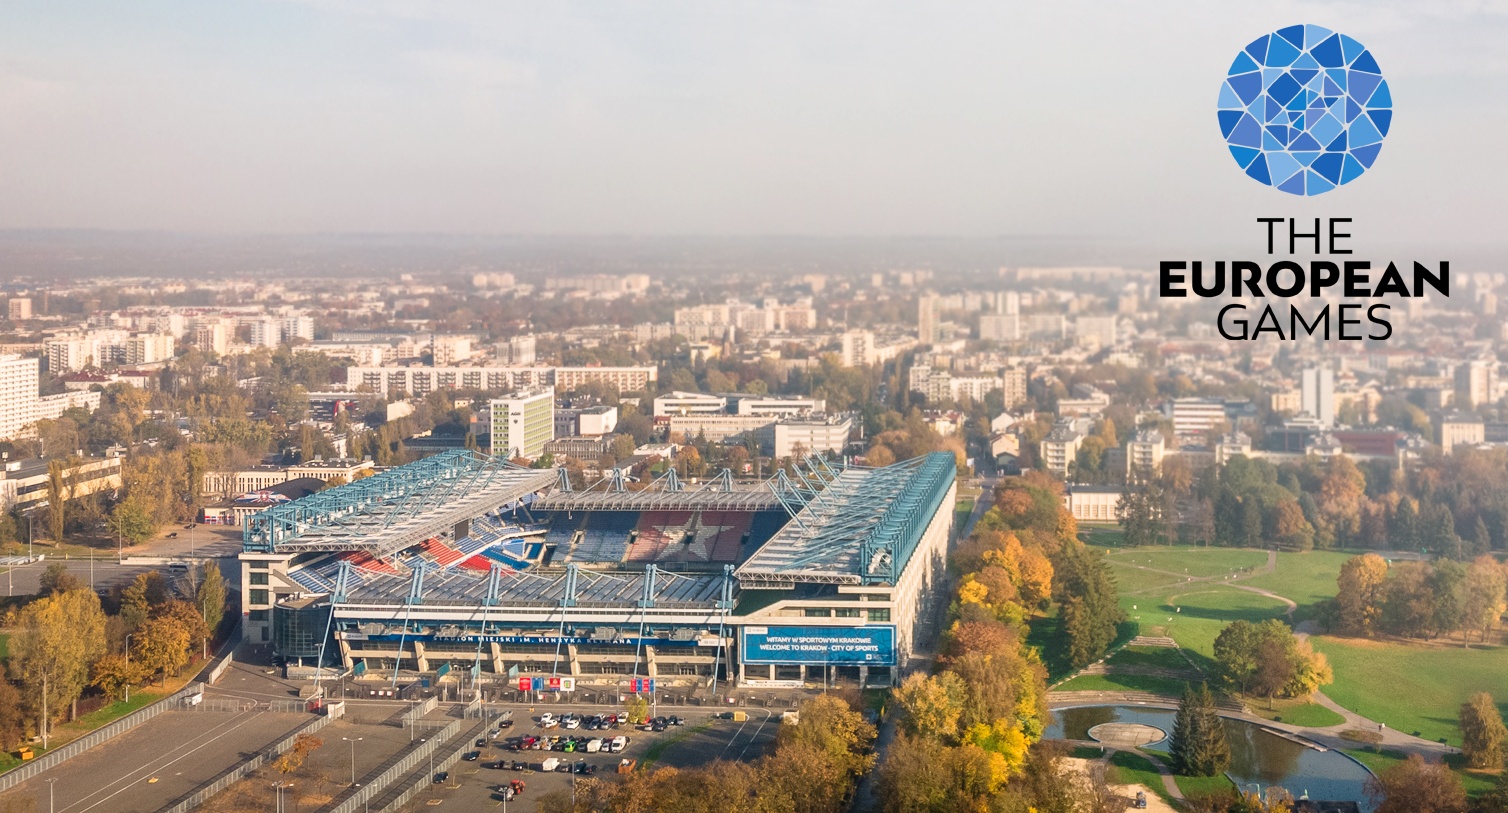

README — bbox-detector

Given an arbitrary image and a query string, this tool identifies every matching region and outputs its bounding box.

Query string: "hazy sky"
[1,1,1505,247]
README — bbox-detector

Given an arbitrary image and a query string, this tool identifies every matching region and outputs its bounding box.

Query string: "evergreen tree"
[1392,498,1419,552]
[1239,497,1264,548]
[1170,682,1230,777]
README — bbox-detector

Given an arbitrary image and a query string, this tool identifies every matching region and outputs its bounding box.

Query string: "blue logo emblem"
[1219,25,1391,195]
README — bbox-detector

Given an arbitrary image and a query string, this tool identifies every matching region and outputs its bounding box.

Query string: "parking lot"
[401,705,784,811]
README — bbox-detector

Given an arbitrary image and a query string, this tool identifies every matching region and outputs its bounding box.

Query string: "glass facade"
[272,598,332,660]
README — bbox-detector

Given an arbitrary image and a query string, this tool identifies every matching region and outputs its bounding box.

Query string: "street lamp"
[343,737,363,786]
[46,778,57,813]
[124,633,134,703]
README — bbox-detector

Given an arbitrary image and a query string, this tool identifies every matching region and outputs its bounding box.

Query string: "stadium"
[239,448,956,692]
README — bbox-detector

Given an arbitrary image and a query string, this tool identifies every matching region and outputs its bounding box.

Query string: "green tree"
[1460,692,1507,770]
[45,459,68,542]
[109,496,157,547]
[196,561,227,637]
[1053,542,1124,669]
[134,613,193,684]
[1171,683,1230,777]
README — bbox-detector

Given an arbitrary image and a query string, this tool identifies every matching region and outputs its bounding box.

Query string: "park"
[1042,533,1508,807]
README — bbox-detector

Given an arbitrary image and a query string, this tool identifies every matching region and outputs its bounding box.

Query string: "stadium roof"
[531,467,782,512]
[735,452,956,586]
[336,563,728,609]
[243,450,557,557]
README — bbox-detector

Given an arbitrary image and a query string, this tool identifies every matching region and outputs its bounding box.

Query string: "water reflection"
[1046,705,1373,811]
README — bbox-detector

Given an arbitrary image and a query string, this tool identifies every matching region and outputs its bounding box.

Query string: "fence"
[155,714,333,813]
[322,719,462,813]
[371,726,485,813]
[397,696,438,728]
[0,682,205,793]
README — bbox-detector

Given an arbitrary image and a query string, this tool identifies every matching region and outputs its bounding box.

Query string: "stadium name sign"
[1159,217,1449,342]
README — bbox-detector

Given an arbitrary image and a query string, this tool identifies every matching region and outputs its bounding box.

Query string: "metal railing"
[155,714,333,813]
[0,682,205,792]
[370,716,501,813]
[323,719,462,813]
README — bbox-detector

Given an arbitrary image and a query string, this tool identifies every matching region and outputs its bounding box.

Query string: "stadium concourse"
[240,449,956,694]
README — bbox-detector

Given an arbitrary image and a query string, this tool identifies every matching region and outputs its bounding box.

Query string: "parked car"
[462,751,481,761]
[476,738,489,747]
[433,771,449,784]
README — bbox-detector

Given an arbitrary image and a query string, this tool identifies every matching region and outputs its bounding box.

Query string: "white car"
[539,713,556,728]
[562,715,580,730]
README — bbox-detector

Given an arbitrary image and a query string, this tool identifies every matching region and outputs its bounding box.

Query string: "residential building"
[1075,315,1118,348]
[431,335,473,366]
[490,388,555,460]
[1001,367,1028,409]
[1215,432,1252,465]
[979,313,1021,342]
[499,335,536,365]
[764,416,853,458]
[0,356,39,440]
[918,294,941,345]
[1302,367,1336,428]
[555,405,618,437]
[1455,358,1496,410]
[7,298,32,321]
[1040,419,1087,478]
[1170,398,1227,437]
[0,454,123,513]
[1439,413,1485,454]
[125,333,175,365]
[840,330,876,367]
[1125,430,1165,478]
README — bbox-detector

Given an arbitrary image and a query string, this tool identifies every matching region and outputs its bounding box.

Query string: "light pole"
[124,633,134,703]
[46,778,57,813]
[343,737,363,786]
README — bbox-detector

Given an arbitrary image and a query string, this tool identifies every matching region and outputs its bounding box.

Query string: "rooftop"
[735,452,955,586]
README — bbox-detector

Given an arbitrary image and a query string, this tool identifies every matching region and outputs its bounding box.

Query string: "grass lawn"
[1106,750,1176,807]
[1243,698,1347,728]
[1029,612,1138,682]
[1101,545,1269,579]
[1313,635,1508,747]
[1067,744,1105,760]
[1055,672,1193,697]
[0,631,8,660]
[1173,772,1236,799]
[1106,564,1192,596]
[1079,527,1126,547]
[1123,588,1292,661]
[1345,748,1502,797]
[1238,550,1353,621]
[1106,645,1197,673]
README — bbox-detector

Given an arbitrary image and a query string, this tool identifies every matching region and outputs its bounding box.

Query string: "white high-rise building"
[918,294,941,345]
[8,299,33,321]
[282,316,315,343]
[1001,367,1028,409]
[126,334,175,365]
[248,318,280,348]
[490,387,555,460]
[841,330,876,367]
[1302,367,1335,428]
[979,314,1021,342]
[0,355,40,440]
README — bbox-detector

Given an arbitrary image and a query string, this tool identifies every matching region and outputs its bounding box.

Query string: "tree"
[625,695,649,724]
[38,562,81,596]
[1239,497,1264,548]
[89,653,145,703]
[1053,542,1123,669]
[777,695,877,779]
[1212,620,1263,694]
[1366,754,1467,813]
[108,496,157,547]
[10,588,108,742]
[1336,552,1389,636]
[0,665,25,751]
[1212,620,1328,702]
[273,732,324,774]
[1170,683,1230,777]
[45,459,69,542]
[1462,555,1508,643]
[196,561,227,637]
[1460,692,1507,770]
[893,672,966,741]
[134,613,193,684]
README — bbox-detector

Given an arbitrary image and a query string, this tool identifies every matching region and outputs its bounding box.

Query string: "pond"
[1046,705,1375,810]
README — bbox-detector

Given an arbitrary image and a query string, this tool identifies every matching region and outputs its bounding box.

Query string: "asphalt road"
[0,707,308,813]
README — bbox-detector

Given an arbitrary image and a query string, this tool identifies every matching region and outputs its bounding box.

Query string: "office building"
[490,388,555,460]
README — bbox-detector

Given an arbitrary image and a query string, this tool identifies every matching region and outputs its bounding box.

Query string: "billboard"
[740,626,896,666]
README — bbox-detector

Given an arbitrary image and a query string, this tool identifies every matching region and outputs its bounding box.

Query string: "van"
[168,563,189,573]
[541,757,560,772]
[610,736,627,753]
[585,738,602,753]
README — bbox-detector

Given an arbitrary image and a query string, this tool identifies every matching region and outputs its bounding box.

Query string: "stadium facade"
[240,449,955,690]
